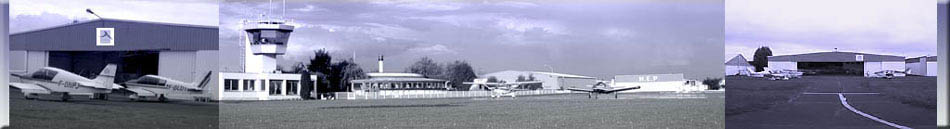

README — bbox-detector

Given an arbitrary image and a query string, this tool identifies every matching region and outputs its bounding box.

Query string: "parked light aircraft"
[123,72,212,102]
[745,67,797,80]
[463,79,541,98]
[9,64,119,101]
[867,69,910,79]
[566,81,640,99]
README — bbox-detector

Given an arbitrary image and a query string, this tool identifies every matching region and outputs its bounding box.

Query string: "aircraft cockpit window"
[30,69,57,80]
[136,76,167,85]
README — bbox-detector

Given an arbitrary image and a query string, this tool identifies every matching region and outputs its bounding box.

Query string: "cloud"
[726,0,936,58]
[10,0,218,33]
[292,5,324,12]
[407,44,457,55]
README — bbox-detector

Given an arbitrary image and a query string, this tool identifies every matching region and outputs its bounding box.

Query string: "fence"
[335,90,569,100]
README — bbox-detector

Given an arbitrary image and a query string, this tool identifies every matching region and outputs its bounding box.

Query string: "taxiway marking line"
[837,94,911,129]
[802,92,880,95]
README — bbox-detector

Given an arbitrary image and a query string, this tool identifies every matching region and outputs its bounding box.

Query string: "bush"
[702,78,723,90]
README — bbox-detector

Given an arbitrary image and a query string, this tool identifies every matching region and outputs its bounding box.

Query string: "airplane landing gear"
[24,93,36,100]
[92,93,108,100]
[614,93,618,99]
[158,94,167,102]
[587,93,592,99]
[61,92,71,102]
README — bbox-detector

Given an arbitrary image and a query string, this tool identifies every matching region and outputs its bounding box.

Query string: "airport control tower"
[243,20,294,73]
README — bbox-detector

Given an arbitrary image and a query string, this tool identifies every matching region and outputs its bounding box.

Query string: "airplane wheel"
[24,93,34,100]
[615,93,618,99]
[61,93,70,102]
[158,95,167,102]
[588,93,592,99]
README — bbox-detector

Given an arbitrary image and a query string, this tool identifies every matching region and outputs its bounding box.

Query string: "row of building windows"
[224,79,310,95]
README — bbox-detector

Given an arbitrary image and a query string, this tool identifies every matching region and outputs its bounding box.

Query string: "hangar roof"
[725,54,752,66]
[768,51,905,62]
[11,18,217,51]
[905,56,938,63]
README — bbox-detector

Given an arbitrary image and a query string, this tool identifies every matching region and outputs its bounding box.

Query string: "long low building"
[350,73,450,92]
[767,51,905,76]
[480,70,597,90]
[906,56,937,76]
[613,73,690,92]
[219,72,319,100]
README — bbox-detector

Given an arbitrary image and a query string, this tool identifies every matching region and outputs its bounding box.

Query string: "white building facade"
[906,56,937,76]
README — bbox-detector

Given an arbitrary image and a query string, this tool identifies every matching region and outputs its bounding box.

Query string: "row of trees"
[405,57,478,90]
[286,49,367,96]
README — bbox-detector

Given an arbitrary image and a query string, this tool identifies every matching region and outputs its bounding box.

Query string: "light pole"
[85,9,103,27]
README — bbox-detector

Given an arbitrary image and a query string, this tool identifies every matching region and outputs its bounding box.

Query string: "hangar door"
[48,51,159,83]
[797,62,864,75]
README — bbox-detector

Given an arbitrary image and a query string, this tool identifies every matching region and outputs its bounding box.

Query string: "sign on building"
[96,28,114,46]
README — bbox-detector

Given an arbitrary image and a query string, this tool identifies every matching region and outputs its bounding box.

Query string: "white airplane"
[745,67,794,80]
[867,69,910,79]
[463,79,541,98]
[122,72,212,102]
[566,81,640,99]
[9,64,120,101]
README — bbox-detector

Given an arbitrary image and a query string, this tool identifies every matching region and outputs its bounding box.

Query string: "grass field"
[6,89,219,129]
[220,92,724,129]
[868,76,937,109]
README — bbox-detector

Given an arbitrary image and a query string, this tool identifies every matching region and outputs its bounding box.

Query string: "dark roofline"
[11,18,217,36]
[769,51,905,62]
[906,56,938,63]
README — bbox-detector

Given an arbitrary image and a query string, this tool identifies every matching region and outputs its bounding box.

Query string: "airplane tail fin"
[190,71,213,89]
[93,64,118,89]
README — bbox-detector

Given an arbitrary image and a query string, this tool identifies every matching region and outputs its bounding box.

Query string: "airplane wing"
[566,88,594,92]
[506,81,542,85]
[10,82,52,94]
[605,86,641,93]
[125,87,157,97]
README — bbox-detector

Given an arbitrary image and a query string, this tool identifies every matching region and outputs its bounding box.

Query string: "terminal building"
[217,19,318,100]
[9,19,218,93]
[767,51,905,76]
[349,56,450,92]
[905,56,937,76]
[479,70,597,90]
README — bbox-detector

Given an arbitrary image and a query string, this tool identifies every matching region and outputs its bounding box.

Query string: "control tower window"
[247,30,290,45]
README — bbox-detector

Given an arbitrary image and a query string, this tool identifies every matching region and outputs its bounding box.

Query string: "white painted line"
[838,94,912,129]
[803,92,880,95]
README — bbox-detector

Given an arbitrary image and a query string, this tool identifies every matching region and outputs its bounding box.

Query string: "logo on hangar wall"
[96,28,114,46]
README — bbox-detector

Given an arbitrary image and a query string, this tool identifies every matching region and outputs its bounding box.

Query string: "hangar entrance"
[48,51,159,83]
[797,62,864,76]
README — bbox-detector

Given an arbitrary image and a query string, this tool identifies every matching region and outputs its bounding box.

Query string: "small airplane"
[867,69,910,79]
[566,81,640,99]
[745,67,795,80]
[122,72,212,102]
[463,79,541,98]
[9,64,120,101]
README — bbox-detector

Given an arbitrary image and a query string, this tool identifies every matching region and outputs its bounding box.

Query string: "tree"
[406,57,443,78]
[443,61,478,90]
[328,60,367,92]
[307,49,332,74]
[752,46,772,72]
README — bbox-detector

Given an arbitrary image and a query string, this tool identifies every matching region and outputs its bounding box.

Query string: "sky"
[726,0,938,61]
[220,0,725,80]
[9,0,218,34]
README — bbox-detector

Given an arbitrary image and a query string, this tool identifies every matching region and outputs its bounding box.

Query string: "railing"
[334,90,569,100]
